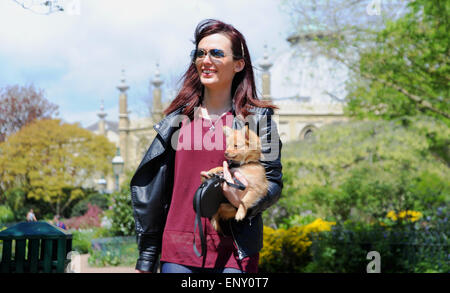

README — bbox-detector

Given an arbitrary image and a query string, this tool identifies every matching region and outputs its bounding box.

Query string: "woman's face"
[195,33,244,91]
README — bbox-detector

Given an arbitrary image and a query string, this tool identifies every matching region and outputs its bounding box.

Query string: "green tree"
[346,0,449,122]
[0,119,115,215]
[266,116,449,227]
[284,0,449,122]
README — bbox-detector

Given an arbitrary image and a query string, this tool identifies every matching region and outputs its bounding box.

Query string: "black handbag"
[192,173,246,259]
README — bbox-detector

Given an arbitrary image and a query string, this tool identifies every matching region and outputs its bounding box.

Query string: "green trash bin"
[0,222,72,273]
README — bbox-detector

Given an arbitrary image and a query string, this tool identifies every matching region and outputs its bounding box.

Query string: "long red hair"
[164,19,277,119]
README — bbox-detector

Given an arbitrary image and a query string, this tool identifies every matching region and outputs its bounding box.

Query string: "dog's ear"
[223,126,233,137]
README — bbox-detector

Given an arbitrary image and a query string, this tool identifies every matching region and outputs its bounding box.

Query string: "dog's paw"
[211,217,222,233]
[235,208,246,221]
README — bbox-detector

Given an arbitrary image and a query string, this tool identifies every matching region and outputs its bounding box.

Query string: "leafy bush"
[70,191,110,218]
[0,205,14,223]
[92,226,115,238]
[106,170,135,236]
[64,204,102,230]
[2,188,26,221]
[308,223,449,273]
[71,229,95,254]
[88,250,121,267]
[306,208,449,273]
[88,236,138,267]
[108,190,135,236]
[260,209,449,273]
[259,218,336,273]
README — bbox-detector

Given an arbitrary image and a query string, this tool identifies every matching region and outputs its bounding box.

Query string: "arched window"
[304,129,314,139]
[300,125,317,140]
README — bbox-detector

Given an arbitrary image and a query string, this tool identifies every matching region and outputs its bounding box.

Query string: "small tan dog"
[201,125,268,232]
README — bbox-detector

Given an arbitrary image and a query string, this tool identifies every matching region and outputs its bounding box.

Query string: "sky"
[0,0,294,127]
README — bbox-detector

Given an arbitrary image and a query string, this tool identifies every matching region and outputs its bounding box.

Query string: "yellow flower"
[398,211,407,219]
[406,210,422,222]
[303,218,336,234]
[386,210,422,222]
[387,210,397,221]
[260,218,336,267]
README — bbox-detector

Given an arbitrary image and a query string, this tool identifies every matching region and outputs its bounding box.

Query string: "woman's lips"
[201,69,216,78]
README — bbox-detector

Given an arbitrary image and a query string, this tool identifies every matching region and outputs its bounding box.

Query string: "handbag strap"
[213,173,246,191]
[223,177,246,190]
[193,185,207,261]
[192,174,246,264]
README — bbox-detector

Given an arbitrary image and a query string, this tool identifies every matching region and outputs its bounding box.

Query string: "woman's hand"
[222,161,248,208]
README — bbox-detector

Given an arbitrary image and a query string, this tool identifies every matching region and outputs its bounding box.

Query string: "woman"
[131,19,282,273]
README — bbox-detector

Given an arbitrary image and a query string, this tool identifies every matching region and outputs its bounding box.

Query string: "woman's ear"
[234,59,245,73]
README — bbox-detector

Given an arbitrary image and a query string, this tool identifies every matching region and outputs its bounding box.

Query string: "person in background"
[53,215,66,230]
[26,209,37,222]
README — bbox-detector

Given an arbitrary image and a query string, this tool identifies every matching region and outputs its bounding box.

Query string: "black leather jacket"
[130,105,283,272]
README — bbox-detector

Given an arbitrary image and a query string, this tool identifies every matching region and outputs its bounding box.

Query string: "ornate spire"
[259,44,273,72]
[97,99,107,136]
[97,99,107,120]
[117,69,129,93]
[117,68,129,169]
[151,63,163,88]
[259,44,272,101]
[151,63,164,122]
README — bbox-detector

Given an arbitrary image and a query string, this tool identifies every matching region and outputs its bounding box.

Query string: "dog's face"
[223,125,261,163]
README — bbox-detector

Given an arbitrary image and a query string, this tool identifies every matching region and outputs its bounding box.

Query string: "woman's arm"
[135,233,161,272]
[247,107,283,218]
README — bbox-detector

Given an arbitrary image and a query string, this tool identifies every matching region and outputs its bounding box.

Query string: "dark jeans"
[161,262,245,273]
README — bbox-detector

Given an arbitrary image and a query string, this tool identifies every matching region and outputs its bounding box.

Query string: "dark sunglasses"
[190,48,235,62]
